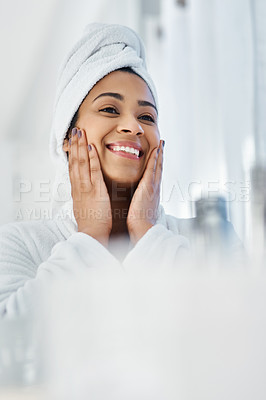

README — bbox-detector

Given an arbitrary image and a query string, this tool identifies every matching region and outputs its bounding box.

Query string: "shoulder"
[159,209,196,237]
[0,218,67,242]
[0,219,69,266]
[163,214,195,236]
[163,212,242,245]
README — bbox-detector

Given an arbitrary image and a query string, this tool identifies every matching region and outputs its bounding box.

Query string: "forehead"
[87,70,155,103]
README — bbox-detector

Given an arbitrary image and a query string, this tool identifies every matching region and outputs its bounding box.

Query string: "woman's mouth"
[106,142,144,160]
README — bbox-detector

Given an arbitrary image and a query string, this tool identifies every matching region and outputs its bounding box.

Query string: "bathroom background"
[0,0,265,246]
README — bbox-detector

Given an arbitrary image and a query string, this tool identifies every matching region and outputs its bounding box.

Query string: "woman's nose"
[117,116,144,136]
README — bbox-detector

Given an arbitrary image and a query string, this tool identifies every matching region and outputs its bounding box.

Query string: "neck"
[105,178,137,237]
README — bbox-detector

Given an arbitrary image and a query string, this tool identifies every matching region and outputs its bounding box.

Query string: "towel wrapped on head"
[50,22,158,168]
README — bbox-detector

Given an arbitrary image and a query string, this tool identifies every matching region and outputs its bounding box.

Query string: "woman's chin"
[103,172,140,187]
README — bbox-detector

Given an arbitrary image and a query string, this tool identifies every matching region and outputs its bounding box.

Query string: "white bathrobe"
[0,24,244,318]
[0,204,244,318]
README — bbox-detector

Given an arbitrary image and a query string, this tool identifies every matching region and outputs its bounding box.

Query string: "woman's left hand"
[127,139,164,244]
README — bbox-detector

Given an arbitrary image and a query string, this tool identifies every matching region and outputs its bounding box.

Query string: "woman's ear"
[63,138,70,153]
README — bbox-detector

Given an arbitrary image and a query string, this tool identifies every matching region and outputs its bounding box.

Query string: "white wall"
[157,0,259,242]
[0,0,142,225]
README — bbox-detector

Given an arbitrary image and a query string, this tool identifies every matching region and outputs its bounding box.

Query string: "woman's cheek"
[83,127,101,144]
[149,128,160,147]
[155,127,160,143]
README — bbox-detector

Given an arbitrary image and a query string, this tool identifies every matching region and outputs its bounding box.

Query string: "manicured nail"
[69,138,72,146]
[72,127,78,136]
[78,129,82,138]
[88,144,92,151]
[157,147,160,154]
[162,140,165,147]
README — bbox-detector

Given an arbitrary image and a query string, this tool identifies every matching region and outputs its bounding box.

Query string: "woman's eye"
[99,107,118,114]
[139,114,155,123]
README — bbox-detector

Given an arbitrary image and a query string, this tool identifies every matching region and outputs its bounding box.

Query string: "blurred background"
[0,0,265,245]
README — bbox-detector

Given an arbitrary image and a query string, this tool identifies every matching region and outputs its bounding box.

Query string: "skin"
[63,70,164,252]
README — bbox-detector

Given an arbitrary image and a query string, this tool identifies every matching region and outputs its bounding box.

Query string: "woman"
[62,66,164,257]
[0,23,241,318]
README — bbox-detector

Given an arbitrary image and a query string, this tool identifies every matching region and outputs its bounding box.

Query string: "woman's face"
[65,70,160,186]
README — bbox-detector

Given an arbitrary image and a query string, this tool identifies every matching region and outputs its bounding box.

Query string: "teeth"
[110,145,140,157]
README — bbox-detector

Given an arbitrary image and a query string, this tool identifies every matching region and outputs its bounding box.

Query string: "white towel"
[49,23,158,222]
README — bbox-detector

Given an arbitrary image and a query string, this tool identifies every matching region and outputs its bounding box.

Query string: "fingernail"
[157,147,160,154]
[72,127,78,136]
[78,129,82,138]
[162,140,165,147]
[69,138,72,146]
[88,144,92,151]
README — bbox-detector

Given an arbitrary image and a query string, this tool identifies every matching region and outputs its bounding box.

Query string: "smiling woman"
[0,23,242,318]
[61,67,164,257]
[65,69,159,184]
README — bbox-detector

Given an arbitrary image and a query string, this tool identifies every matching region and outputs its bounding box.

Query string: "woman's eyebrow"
[138,100,158,114]
[93,92,123,102]
[93,92,158,114]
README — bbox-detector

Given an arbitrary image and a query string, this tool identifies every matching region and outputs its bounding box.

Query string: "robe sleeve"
[0,224,121,318]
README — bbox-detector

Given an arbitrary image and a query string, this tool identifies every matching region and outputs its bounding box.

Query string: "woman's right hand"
[67,128,112,247]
